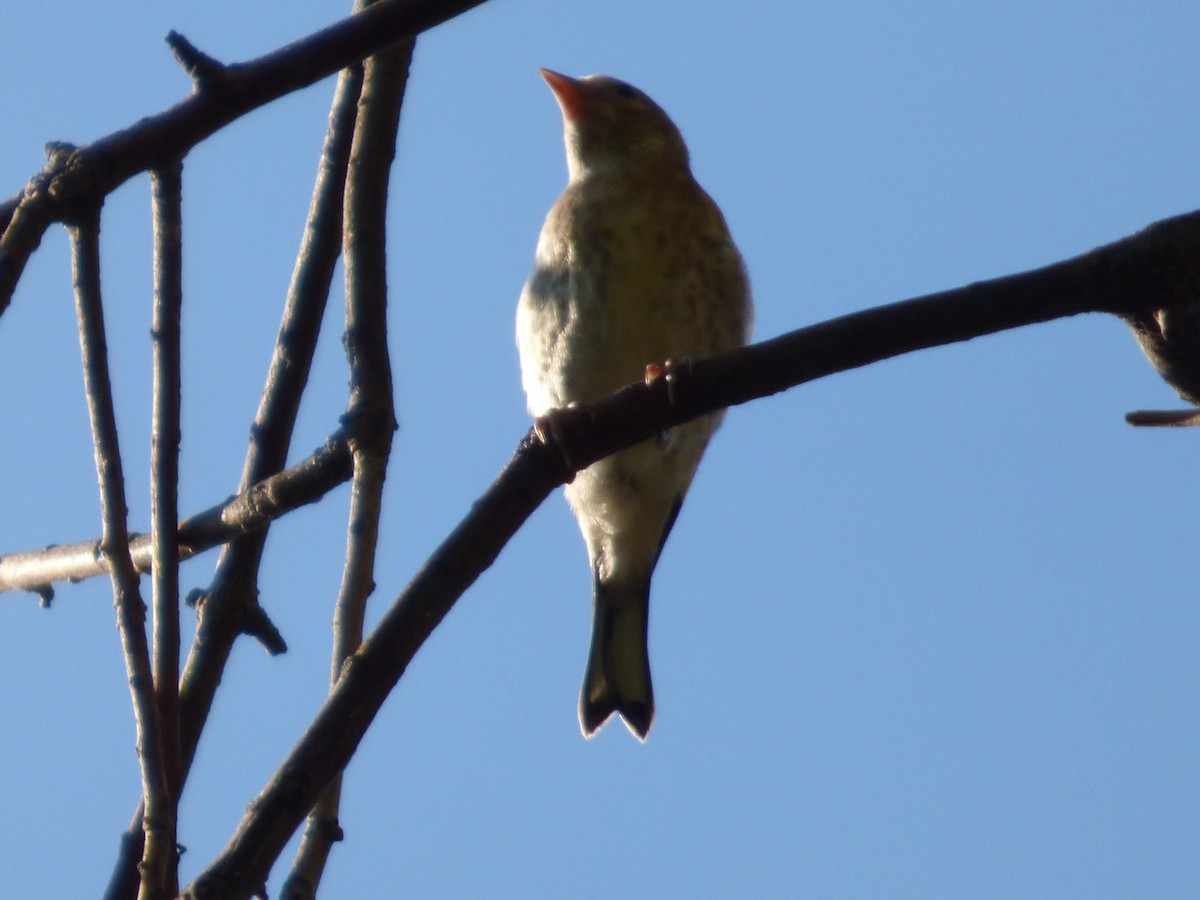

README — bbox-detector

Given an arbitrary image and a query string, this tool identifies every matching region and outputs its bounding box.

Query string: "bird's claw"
[533,402,594,478]
[644,358,695,448]
[644,357,694,408]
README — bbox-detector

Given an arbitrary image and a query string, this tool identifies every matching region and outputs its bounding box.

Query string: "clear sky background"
[2,1,1198,897]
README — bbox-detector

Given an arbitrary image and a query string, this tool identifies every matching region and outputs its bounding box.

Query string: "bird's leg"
[644,357,695,408]
[644,357,694,447]
[533,401,595,479]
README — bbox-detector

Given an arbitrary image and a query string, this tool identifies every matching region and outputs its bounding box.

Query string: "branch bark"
[283,30,413,900]
[0,435,354,600]
[146,162,185,899]
[102,10,385,888]
[0,0,490,314]
[182,209,1200,899]
[69,208,172,900]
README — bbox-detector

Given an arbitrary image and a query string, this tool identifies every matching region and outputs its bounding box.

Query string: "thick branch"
[0,0,489,315]
[21,196,1186,608]
[182,209,1200,899]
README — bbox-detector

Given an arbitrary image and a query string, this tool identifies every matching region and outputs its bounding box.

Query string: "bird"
[516,69,753,740]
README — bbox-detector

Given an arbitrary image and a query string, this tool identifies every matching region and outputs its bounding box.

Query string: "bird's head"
[539,69,690,180]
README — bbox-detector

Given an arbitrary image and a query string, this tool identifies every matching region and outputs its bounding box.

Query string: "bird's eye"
[614,82,638,99]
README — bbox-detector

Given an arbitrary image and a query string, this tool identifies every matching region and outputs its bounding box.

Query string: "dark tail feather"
[579,573,654,740]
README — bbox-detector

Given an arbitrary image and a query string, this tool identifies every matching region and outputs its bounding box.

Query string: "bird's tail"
[579,573,654,740]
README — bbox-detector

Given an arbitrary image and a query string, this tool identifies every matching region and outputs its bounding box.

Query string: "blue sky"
[2,1,1199,897]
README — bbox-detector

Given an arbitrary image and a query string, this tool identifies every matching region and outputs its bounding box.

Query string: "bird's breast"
[519,172,750,408]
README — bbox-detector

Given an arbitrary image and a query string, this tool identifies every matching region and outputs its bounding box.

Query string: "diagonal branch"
[181,207,1200,900]
[283,32,413,899]
[0,434,354,600]
[0,0,490,315]
[104,20,384,900]
[21,209,1192,613]
[169,53,366,806]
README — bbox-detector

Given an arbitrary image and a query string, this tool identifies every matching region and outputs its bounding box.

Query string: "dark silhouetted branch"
[282,32,413,899]
[146,161,186,899]
[183,209,1200,899]
[0,436,354,599]
[69,208,172,900]
[0,0,490,315]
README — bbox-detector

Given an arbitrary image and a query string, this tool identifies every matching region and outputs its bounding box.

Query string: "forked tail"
[579,574,654,740]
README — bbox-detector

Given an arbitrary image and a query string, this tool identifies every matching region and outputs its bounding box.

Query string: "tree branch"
[165,31,230,90]
[0,434,354,601]
[170,44,365,804]
[0,0,490,315]
[181,209,1200,900]
[69,208,172,900]
[144,162,185,899]
[102,29,378,896]
[283,31,412,899]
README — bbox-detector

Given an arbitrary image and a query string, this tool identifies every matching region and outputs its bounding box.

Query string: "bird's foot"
[532,402,595,479]
[644,358,694,447]
[644,357,694,408]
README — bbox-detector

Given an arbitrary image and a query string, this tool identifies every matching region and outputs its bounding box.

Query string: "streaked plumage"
[517,70,752,739]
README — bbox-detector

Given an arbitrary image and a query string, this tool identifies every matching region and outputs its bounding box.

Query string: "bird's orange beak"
[539,68,588,121]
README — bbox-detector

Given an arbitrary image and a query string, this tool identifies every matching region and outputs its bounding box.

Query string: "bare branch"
[0,154,61,313]
[69,208,172,900]
[169,51,364,794]
[179,208,1200,898]
[142,162,186,899]
[1125,408,1200,426]
[0,0,490,315]
[165,31,230,90]
[11,208,1197,606]
[284,32,413,899]
[103,828,146,900]
[103,14,392,895]
[0,435,353,600]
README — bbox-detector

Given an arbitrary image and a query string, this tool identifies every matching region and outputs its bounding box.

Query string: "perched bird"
[516,69,753,739]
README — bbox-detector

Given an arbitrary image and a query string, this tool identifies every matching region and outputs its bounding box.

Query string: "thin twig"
[171,52,364,762]
[0,434,354,599]
[1125,408,1200,426]
[103,34,373,900]
[283,32,413,900]
[165,31,229,89]
[0,169,57,310]
[144,162,185,899]
[173,55,362,728]
[69,208,171,900]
